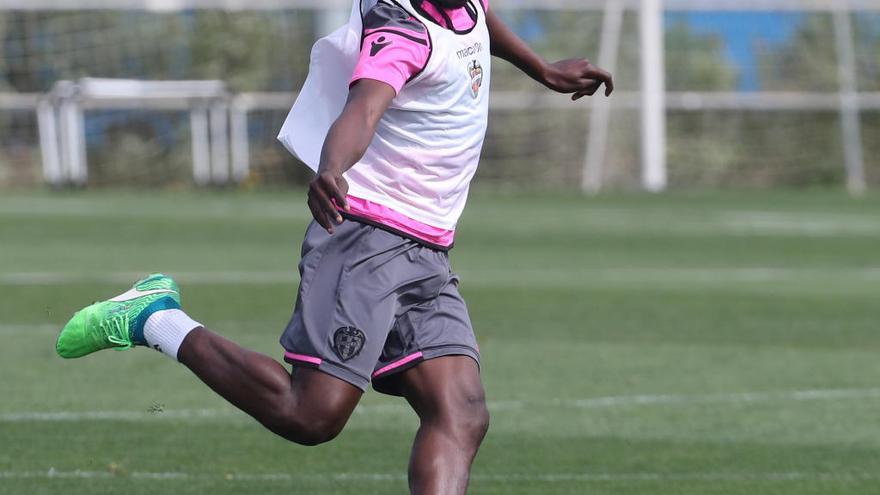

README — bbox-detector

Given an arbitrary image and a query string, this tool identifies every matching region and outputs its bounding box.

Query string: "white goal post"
[38,79,231,186]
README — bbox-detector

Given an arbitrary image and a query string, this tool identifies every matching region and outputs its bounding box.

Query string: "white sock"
[143,309,202,360]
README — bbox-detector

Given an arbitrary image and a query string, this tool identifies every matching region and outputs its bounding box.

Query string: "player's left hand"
[542,58,614,100]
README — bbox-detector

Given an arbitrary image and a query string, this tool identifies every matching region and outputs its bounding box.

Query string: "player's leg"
[369,264,485,494]
[54,273,362,446]
[172,220,390,443]
[57,220,415,445]
[177,327,361,446]
[397,356,489,495]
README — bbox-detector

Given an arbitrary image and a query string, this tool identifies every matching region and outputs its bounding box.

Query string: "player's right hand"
[308,171,349,234]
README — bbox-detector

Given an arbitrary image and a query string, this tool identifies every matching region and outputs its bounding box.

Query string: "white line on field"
[0,201,311,222]
[0,408,238,422]
[0,469,878,483]
[555,388,880,409]
[4,387,880,423]
[722,211,880,237]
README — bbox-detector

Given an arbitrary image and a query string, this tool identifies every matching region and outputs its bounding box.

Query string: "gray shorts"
[280,219,480,396]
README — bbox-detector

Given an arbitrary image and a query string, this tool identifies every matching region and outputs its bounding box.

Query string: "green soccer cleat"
[56,273,181,359]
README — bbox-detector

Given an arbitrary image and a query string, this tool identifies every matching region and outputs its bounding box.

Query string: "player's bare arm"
[486,9,614,99]
[307,79,396,233]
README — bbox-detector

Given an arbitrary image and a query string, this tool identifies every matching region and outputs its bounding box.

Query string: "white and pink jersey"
[279,0,492,249]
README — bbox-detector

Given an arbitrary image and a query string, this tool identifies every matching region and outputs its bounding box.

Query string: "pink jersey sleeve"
[350,3,432,95]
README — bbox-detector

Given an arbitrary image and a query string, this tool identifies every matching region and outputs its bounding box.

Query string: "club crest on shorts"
[332,326,365,362]
[468,60,483,99]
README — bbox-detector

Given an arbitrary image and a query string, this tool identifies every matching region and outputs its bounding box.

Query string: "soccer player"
[55,0,612,493]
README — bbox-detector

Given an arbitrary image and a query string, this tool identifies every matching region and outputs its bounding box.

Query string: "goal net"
[0,0,878,191]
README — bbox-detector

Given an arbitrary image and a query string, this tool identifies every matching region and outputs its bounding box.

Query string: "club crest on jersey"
[468,60,483,99]
[332,326,365,362]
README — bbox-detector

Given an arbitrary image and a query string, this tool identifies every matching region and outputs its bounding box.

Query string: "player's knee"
[288,426,342,447]
[449,391,490,445]
[466,398,491,443]
[274,411,346,446]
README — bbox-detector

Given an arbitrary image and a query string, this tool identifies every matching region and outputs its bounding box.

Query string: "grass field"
[2,189,880,494]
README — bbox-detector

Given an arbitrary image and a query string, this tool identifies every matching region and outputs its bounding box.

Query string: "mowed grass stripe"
[2,469,880,483]
[0,323,57,335]
[4,266,880,287]
[3,192,880,238]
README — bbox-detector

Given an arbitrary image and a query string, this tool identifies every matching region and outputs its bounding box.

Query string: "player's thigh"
[398,356,487,424]
[290,367,363,419]
[373,272,481,396]
[280,367,363,443]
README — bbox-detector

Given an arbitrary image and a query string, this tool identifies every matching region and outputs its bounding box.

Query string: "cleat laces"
[99,314,132,350]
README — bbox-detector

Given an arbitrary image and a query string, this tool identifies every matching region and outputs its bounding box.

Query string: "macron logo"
[456,42,483,60]
[370,36,392,56]
[109,288,175,302]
